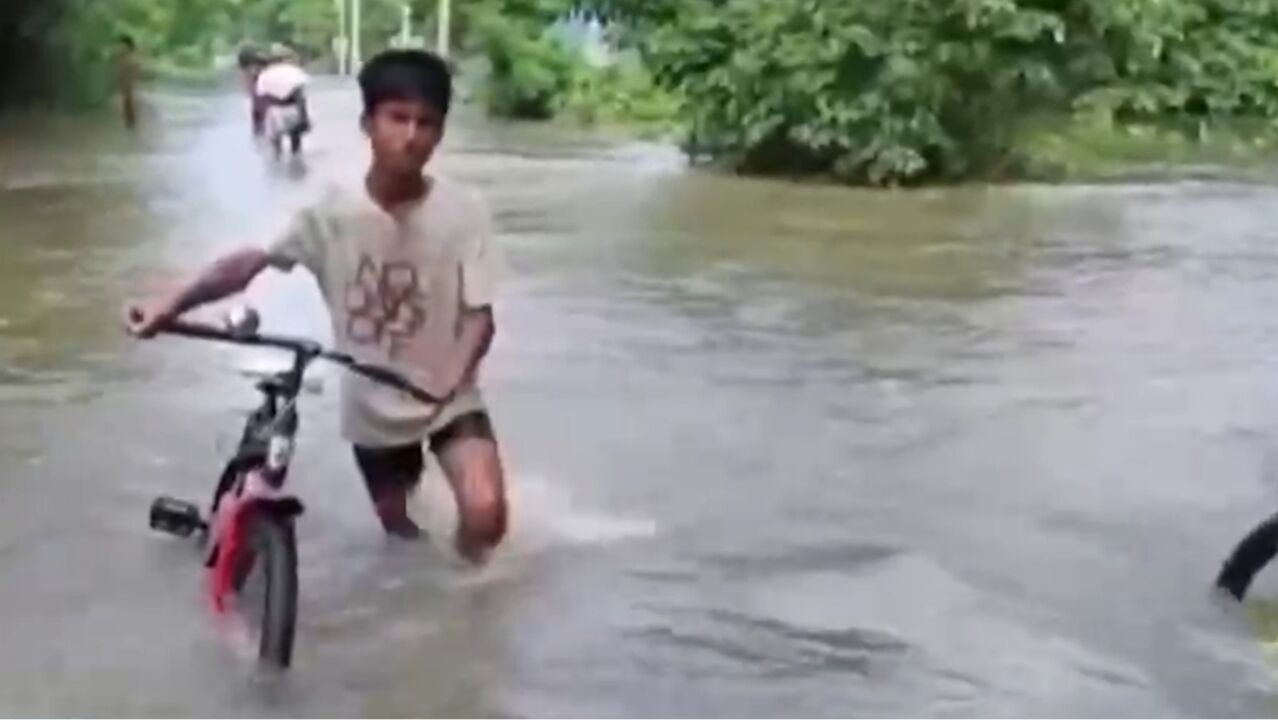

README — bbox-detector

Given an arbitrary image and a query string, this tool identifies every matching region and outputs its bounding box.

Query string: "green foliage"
[8,0,129,107]
[632,0,1068,183]
[605,0,1278,185]
[0,0,346,107]
[1071,0,1278,123]
[467,0,678,131]
[560,55,681,133]
[463,0,572,119]
[1017,113,1278,181]
[11,0,1278,187]
[476,17,578,119]
[232,0,338,60]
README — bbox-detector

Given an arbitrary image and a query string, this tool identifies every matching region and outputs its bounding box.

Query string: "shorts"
[264,104,303,139]
[352,411,495,494]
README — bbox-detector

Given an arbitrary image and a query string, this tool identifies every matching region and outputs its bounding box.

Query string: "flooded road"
[3,81,1278,716]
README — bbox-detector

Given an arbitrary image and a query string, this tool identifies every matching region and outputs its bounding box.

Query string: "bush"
[560,53,681,133]
[637,0,1082,185]
[614,0,1278,185]
[483,29,578,119]
[463,0,576,119]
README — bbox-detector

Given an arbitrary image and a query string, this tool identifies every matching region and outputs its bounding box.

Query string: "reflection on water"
[2,82,1278,716]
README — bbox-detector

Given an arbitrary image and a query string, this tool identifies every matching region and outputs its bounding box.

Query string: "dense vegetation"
[9,0,1278,183]
[0,0,434,106]
[586,0,1278,184]
[460,0,677,132]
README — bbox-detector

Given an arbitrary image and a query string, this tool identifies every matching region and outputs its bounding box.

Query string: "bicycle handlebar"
[165,319,319,354]
[319,350,446,406]
[160,319,447,406]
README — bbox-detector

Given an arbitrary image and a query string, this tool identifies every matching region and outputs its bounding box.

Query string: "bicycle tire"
[1217,512,1278,600]
[236,512,299,668]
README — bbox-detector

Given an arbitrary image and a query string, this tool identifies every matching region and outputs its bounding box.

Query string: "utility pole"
[400,3,412,47]
[437,0,451,58]
[351,0,363,70]
[335,0,348,74]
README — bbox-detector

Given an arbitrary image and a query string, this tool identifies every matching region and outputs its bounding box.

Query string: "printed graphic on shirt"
[344,253,427,359]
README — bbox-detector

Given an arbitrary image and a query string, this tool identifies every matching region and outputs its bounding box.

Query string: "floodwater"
[3,79,1278,716]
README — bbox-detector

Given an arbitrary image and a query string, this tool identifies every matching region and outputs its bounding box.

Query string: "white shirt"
[268,177,503,445]
[255,63,309,101]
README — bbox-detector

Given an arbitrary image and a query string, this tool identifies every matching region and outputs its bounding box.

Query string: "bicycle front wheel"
[233,512,299,668]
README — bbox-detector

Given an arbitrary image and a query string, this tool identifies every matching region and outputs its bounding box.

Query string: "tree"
[588,0,1278,185]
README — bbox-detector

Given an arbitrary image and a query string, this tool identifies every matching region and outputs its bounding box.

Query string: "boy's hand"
[122,299,175,338]
[425,361,467,403]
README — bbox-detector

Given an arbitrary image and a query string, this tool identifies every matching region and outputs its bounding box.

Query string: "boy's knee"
[462,491,507,547]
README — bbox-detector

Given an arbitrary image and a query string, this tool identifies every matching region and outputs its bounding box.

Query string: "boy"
[115,35,140,130]
[125,50,507,564]
[236,46,266,136]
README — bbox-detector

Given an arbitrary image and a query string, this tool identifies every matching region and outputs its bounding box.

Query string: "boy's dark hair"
[358,49,452,118]
[118,34,135,51]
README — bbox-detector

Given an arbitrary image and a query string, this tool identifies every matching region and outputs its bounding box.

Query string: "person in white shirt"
[255,45,312,155]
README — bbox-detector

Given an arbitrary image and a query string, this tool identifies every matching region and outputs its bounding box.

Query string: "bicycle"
[145,307,444,669]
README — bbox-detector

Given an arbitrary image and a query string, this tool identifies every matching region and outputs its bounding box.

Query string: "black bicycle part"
[205,399,303,569]
[163,319,446,406]
[1216,511,1278,600]
[150,496,205,537]
[208,381,287,518]
[233,510,299,669]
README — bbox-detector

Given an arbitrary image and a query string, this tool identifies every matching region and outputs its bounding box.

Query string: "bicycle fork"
[205,429,305,614]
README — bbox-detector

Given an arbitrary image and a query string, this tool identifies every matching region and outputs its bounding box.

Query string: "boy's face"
[363,98,444,177]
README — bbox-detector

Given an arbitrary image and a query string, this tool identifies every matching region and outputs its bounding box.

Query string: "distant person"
[237,46,267,136]
[124,50,509,563]
[115,35,141,130]
[255,45,312,156]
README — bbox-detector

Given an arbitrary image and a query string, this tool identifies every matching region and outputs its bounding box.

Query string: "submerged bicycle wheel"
[232,513,299,669]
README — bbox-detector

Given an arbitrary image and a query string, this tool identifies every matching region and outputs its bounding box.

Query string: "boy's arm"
[124,246,273,337]
[125,199,321,338]
[447,306,496,391]
[436,191,503,396]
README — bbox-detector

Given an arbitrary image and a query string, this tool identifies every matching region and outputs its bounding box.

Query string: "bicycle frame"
[210,350,310,516]
[142,310,448,667]
[204,355,310,613]
[156,315,444,615]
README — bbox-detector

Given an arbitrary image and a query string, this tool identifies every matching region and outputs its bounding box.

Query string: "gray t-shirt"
[268,176,501,446]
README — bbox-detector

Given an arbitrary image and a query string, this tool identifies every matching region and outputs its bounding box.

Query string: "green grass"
[1248,598,1278,644]
[142,60,233,91]
[1016,114,1278,183]
[1233,598,1278,715]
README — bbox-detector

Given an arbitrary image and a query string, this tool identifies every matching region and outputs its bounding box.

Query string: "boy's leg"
[288,100,305,154]
[298,95,313,133]
[121,90,137,130]
[352,443,425,539]
[430,412,507,564]
[251,96,265,136]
